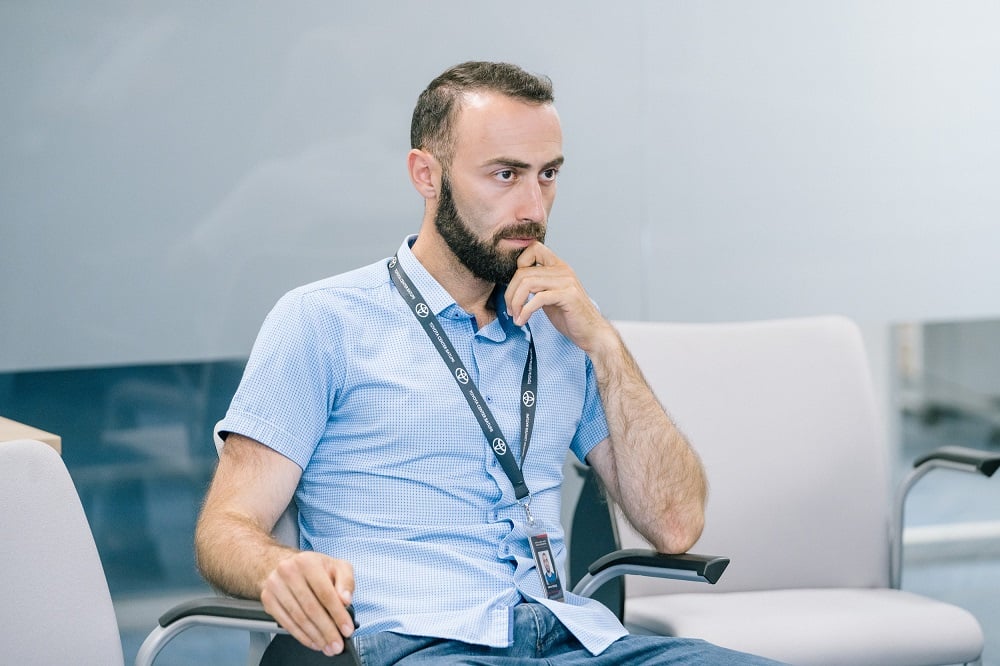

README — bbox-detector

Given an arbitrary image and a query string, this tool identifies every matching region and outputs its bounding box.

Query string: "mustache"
[492,222,546,244]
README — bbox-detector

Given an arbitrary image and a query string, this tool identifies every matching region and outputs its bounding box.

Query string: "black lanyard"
[389,256,536,502]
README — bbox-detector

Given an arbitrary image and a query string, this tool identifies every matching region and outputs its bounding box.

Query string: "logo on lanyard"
[522,390,535,407]
[455,368,469,384]
[415,303,430,318]
[492,438,508,455]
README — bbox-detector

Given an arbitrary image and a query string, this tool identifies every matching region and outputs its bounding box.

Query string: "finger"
[505,262,547,319]
[506,271,548,325]
[513,284,562,326]
[303,561,353,643]
[276,558,345,655]
[506,270,573,325]
[504,274,535,325]
[331,561,357,635]
[515,241,558,268]
[507,243,561,319]
[262,581,332,654]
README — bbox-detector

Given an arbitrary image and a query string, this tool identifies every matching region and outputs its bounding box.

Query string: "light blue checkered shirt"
[218,236,627,653]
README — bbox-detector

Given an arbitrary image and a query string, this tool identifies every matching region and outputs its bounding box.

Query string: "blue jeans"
[353,602,786,666]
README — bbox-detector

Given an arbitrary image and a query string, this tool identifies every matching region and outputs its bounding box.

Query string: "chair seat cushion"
[625,588,983,666]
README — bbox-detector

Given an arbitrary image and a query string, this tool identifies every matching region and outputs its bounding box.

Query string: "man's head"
[410,61,555,168]
[409,62,562,285]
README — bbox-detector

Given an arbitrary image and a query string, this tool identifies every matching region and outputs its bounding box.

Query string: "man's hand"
[504,242,616,354]
[260,551,356,657]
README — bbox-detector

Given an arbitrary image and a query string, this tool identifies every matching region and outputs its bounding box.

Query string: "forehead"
[451,91,563,164]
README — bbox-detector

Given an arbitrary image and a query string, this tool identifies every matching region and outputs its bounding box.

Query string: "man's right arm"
[194,433,356,657]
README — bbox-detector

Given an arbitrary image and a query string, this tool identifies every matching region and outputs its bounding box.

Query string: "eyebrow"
[483,155,565,170]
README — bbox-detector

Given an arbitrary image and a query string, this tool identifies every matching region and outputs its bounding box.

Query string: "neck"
[411,233,498,327]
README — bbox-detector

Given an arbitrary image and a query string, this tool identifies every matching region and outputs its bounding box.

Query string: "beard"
[434,174,546,285]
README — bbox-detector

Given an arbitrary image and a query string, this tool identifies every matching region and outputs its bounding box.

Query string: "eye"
[495,169,516,182]
[541,168,559,182]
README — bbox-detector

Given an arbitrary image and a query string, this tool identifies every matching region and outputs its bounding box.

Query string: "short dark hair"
[410,61,554,165]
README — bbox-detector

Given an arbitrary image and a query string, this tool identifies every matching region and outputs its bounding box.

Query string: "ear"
[407,149,441,200]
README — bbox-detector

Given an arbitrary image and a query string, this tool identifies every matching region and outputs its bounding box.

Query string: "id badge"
[528,527,565,601]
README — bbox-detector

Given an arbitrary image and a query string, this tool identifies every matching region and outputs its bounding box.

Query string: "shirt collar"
[394,234,458,317]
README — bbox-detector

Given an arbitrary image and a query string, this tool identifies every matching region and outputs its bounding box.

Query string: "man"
[195,61,782,665]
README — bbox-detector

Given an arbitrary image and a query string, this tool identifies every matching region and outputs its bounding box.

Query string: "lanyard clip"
[519,495,535,527]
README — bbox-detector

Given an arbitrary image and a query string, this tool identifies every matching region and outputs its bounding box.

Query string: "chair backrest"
[0,439,124,665]
[613,317,892,596]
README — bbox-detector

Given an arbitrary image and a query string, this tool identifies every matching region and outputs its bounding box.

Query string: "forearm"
[500,245,706,550]
[588,324,707,554]
[195,508,298,599]
[193,433,304,599]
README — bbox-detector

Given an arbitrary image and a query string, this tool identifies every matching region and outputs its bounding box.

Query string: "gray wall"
[3,2,999,372]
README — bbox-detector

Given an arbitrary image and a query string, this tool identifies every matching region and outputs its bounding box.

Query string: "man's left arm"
[506,243,706,554]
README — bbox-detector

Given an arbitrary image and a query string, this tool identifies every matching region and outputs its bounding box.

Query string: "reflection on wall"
[6,3,1000,373]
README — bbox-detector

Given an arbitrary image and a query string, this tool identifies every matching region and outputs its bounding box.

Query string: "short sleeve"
[569,355,609,464]
[217,290,342,469]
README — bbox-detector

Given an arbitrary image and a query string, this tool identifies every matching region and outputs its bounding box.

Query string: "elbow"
[650,509,705,555]
[655,526,703,555]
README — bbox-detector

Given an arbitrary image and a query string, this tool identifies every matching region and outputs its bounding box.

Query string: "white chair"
[0,438,125,665]
[0,438,296,666]
[610,316,997,666]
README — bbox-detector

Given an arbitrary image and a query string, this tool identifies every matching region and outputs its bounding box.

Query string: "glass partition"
[0,360,244,595]
[894,318,1000,663]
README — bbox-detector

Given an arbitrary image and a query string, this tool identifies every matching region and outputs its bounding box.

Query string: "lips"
[495,223,545,245]
[500,237,536,248]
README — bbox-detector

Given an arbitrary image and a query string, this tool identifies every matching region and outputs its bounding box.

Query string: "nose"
[516,179,547,223]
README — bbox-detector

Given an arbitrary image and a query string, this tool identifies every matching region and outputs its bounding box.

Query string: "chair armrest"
[890,445,1000,589]
[136,596,361,666]
[571,548,730,599]
[135,596,285,666]
[156,595,280,627]
[913,445,1000,477]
